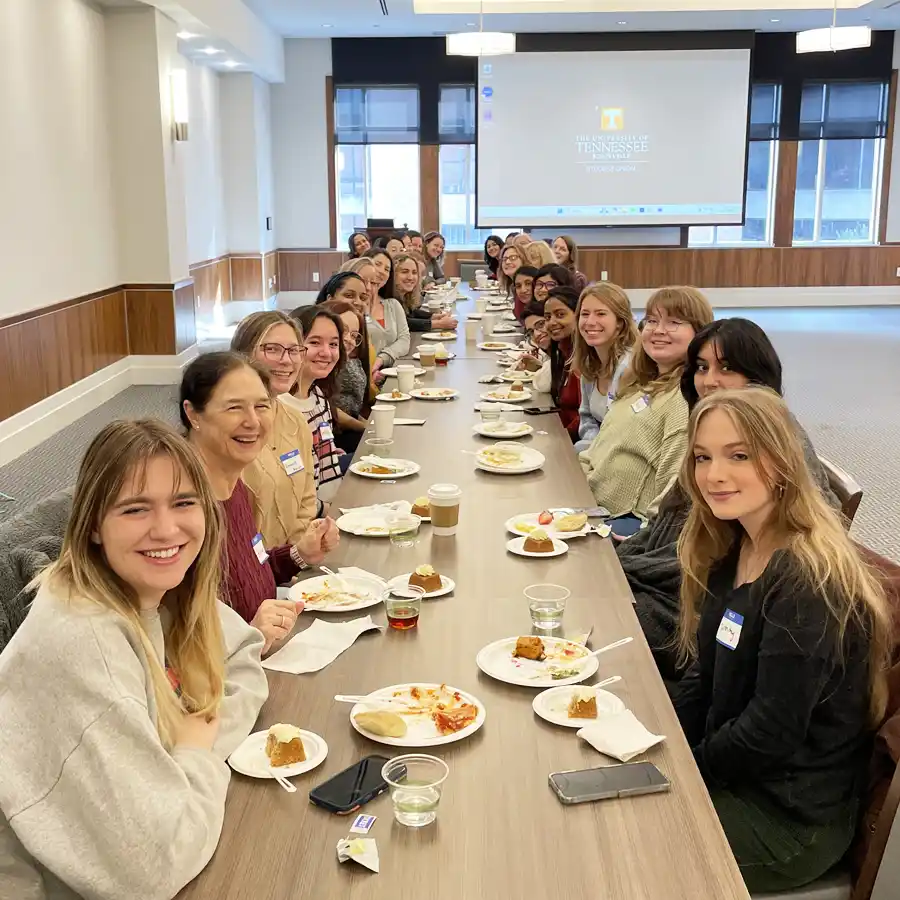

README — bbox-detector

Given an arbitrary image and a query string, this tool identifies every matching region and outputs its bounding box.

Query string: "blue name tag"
[251,533,269,565]
[716,609,744,650]
[280,448,304,476]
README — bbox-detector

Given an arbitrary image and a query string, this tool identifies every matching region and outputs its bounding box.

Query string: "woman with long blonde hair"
[572,282,638,451]
[498,243,525,298]
[0,419,267,898]
[673,387,892,893]
[552,234,588,291]
[523,239,556,269]
[579,285,713,519]
[393,252,457,332]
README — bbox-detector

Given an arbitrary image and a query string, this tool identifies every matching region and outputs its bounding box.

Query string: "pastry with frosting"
[408,564,442,593]
[265,723,307,767]
[411,496,431,517]
[567,688,598,719]
[523,528,555,553]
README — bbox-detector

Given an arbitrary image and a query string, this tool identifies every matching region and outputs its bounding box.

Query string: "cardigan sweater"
[367,297,411,365]
[575,353,631,452]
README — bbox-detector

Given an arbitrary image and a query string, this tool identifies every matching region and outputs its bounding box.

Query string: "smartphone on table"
[309,755,392,815]
[549,762,670,804]
[523,406,560,416]
[606,514,645,539]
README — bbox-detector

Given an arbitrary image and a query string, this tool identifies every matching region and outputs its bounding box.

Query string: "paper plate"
[375,391,411,403]
[290,572,386,613]
[505,511,591,540]
[410,388,459,401]
[475,637,597,688]
[506,536,568,558]
[479,389,533,404]
[476,444,545,474]
[478,341,519,351]
[420,332,458,341]
[413,351,456,361]
[228,729,328,778]
[381,366,426,377]
[532,685,625,728]
[471,421,534,439]
[350,459,421,479]
[387,573,455,599]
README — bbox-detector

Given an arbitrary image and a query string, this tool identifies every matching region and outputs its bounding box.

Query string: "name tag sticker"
[319,422,334,442]
[280,448,304,476]
[350,814,377,834]
[251,533,269,565]
[716,609,744,650]
[630,395,649,414]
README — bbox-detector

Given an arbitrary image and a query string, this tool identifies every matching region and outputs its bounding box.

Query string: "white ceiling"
[241,0,900,36]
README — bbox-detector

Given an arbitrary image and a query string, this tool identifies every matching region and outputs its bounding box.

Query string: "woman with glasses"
[363,248,411,366]
[552,235,588,292]
[498,244,524,299]
[348,231,371,259]
[422,231,447,285]
[327,268,382,391]
[572,283,638,452]
[394,252,458,333]
[319,299,372,454]
[512,265,538,320]
[484,235,504,279]
[532,264,573,305]
[579,286,714,519]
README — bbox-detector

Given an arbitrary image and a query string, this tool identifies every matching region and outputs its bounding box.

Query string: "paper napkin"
[336,838,379,873]
[262,615,382,674]
[339,500,412,517]
[577,709,666,762]
[357,455,410,472]
[392,418,426,426]
[474,401,520,412]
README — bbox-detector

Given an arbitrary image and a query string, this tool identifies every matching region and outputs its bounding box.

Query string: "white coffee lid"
[427,483,461,500]
[372,404,395,411]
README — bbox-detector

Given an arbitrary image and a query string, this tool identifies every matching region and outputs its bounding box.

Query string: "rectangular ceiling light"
[446,32,515,55]
[796,25,871,53]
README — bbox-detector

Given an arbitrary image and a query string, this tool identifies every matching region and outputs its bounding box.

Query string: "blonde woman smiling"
[393,252,458,332]
[363,248,411,365]
[0,420,268,899]
[498,244,524,298]
[572,283,638,451]
[579,286,714,518]
[552,234,588,291]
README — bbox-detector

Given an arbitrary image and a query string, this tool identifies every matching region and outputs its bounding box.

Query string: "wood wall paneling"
[879,71,898,245]
[190,258,232,315]
[773,141,799,248]
[230,256,264,301]
[174,281,197,353]
[420,144,440,235]
[316,251,345,285]
[125,289,176,355]
[325,76,337,249]
[278,251,317,291]
[263,251,278,298]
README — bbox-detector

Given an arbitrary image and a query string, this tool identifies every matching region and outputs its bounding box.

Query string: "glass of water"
[525,583,571,630]
[387,513,421,548]
[382,754,449,827]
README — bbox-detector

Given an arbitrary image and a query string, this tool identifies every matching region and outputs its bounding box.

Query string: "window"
[792,82,888,244]
[334,87,420,245]
[690,83,780,246]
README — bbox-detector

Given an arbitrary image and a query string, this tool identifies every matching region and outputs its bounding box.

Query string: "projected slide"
[476,48,751,228]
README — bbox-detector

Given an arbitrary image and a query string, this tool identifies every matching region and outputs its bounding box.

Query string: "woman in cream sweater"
[0,419,268,900]
[579,286,714,518]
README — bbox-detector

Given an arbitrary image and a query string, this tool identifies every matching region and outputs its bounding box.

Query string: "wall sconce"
[171,69,189,141]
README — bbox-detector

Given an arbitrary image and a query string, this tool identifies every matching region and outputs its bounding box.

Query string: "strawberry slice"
[538,510,553,526]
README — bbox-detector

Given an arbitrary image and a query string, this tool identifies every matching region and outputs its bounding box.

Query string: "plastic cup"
[482,312,499,335]
[476,298,489,314]
[419,345,436,369]
[387,513,421,547]
[427,483,461,537]
[372,404,395,439]
[525,584,571,630]
[465,319,480,342]
[364,438,394,458]
[396,365,416,394]
[383,584,424,630]
[382,754,449,826]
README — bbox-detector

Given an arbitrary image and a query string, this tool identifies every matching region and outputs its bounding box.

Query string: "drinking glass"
[364,438,394,458]
[387,513,421,548]
[525,583,571,630]
[382,754,449,826]
[383,584,424,630]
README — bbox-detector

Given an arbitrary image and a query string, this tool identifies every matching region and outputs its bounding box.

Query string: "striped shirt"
[281,386,344,501]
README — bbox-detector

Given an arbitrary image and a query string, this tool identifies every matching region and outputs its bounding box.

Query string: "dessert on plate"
[353,710,408,738]
[556,513,588,533]
[514,635,545,661]
[567,687,598,719]
[523,528,555,553]
[511,381,524,392]
[411,496,431,517]
[391,389,404,399]
[265,723,307,766]
[359,463,393,475]
[408,564,443,593]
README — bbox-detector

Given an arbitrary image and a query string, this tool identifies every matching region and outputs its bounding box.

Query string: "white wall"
[272,39,332,249]
[254,77,276,254]
[185,63,227,263]
[0,0,118,318]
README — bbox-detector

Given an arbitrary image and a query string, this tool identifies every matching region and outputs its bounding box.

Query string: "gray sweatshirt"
[0,584,268,900]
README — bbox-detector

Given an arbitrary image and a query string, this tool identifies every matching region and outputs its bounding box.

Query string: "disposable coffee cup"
[465,319,479,342]
[372,404,396,440]
[476,298,489,314]
[419,345,436,369]
[427,483,461,537]
[396,365,416,394]
[482,312,499,335]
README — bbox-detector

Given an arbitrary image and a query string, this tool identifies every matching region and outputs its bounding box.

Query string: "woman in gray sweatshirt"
[0,419,268,900]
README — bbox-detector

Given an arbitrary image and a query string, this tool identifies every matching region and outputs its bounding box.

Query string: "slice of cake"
[523,528,555,553]
[408,564,442,593]
[513,635,545,661]
[556,513,588,533]
[411,496,431,517]
[567,688,598,719]
[510,381,524,392]
[265,723,307,767]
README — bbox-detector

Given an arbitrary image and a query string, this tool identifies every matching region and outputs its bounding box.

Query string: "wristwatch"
[289,545,310,571]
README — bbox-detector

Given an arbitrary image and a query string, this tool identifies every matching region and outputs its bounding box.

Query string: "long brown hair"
[230,311,304,392]
[571,282,638,386]
[676,388,892,724]
[617,286,714,400]
[319,298,373,409]
[393,252,424,313]
[554,234,578,271]
[41,419,226,748]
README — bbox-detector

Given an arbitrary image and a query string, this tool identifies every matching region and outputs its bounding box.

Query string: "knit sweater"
[221,479,299,624]
[578,383,689,518]
[0,581,268,900]
[367,297,411,365]
[242,399,317,548]
[336,357,369,419]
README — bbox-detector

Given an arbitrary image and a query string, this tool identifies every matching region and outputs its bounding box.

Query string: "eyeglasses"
[261,343,305,362]
[535,279,557,291]
[343,331,363,348]
[525,322,547,339]
[644,316,686,334]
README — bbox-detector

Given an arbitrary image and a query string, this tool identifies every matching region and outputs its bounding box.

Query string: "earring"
[777,483,785,498]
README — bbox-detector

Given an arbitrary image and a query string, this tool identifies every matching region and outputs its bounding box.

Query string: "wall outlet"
[313,271,319,283]
[601,270,609,281]
[895,267,900,277]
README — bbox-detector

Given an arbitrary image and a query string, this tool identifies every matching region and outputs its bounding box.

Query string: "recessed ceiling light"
[223,60,240,68]
[617,20,627,25]
[322,23,333,28]
[177,31,198,40]
[770,17,780,22]
[202,46,222,55]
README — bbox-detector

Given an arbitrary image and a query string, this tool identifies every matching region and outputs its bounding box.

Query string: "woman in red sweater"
[181,352,336,651]
[544,286,582,441]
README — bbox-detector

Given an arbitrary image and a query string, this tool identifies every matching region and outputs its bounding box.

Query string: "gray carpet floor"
[1,305,898,561]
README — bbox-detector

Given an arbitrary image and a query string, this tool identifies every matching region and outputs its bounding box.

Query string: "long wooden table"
[179,289,750,900]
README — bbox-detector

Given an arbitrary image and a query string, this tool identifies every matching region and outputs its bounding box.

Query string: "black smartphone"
[549,762,670,805]
[523,406,560,415]
[309,755,392,815]
[607,514,645,538]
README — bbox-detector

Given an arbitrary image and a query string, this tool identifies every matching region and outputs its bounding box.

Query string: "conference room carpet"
[0,306,898,562]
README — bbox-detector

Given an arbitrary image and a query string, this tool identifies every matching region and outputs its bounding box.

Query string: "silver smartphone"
[549,762,671,804]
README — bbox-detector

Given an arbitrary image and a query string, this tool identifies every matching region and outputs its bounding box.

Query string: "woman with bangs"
[0,419,268,899]
[363,248,410,366]
[579,285,714,519]
[393,252,458,333]
[673,387,892,893]
[572,283,638,452]
[498,244,524,299]
[333,263,384,389]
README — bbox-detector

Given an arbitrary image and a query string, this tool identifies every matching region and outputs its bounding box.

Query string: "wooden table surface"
[178,290,749,900]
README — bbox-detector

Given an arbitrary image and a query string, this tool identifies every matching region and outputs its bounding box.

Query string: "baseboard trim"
[0,346,199,468]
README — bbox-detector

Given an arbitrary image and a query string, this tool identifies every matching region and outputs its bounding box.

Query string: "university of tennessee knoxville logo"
[600,107,624,130]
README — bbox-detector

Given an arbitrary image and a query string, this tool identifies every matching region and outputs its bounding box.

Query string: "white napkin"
[262,615,382,674]
[357,455,409,472]
[337,566,388,587]
[339,500,412,517]
[474,401,520,412]
[393,418,426,426]
[577,710,666,762]
[337,838,379,873]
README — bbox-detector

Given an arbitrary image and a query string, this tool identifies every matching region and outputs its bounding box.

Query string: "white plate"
[350,683,486,747]
[532,686,625,728]
[500,370,535,382]
[228,729,328,778]
[410,388,459,401]
[479,389,533,404]
[334,512,393,537]
[505,511,591,540]
[471,421,534,439]
[420,332,457,341]
[413,351,456,361]
[467,313,483,320]
[375,391,411,403]
[506,536,568,558]
[476,443,545,474]
[350,459,421,479]
[478,341,519,351]
[388,573,455,599]
[290,572,386,612]
[476,637,598,688]
[381,366,426,377]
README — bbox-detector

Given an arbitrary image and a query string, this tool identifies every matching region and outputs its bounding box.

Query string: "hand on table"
[432,314,458,330]
[174,712,220,752]
[251,597,301,653]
